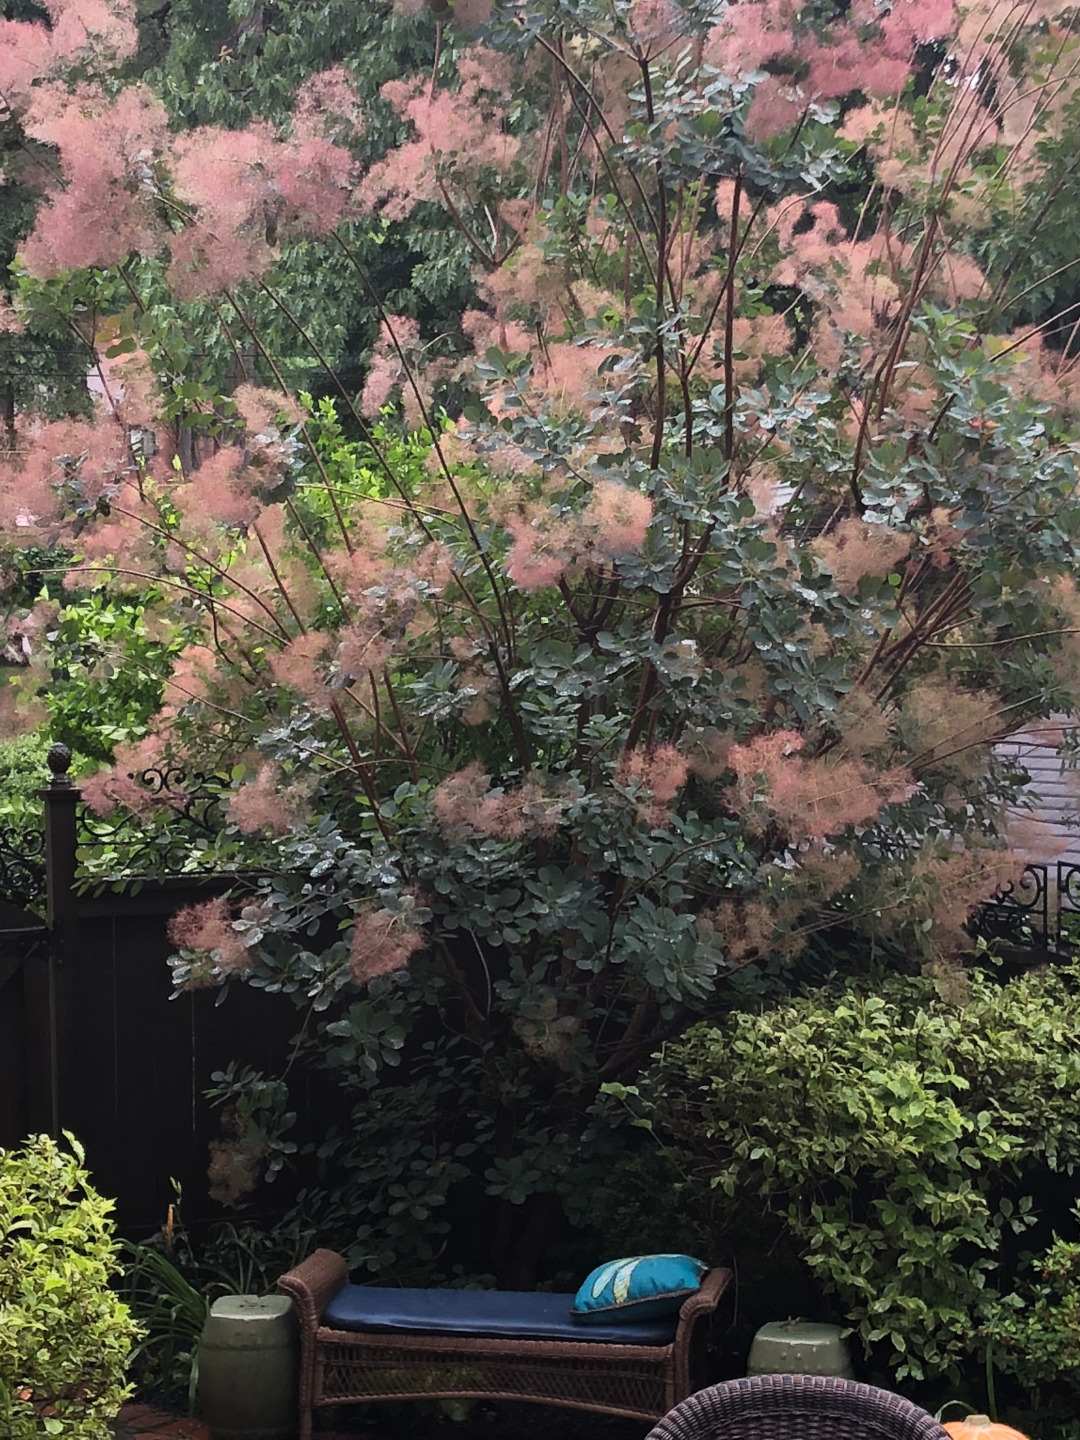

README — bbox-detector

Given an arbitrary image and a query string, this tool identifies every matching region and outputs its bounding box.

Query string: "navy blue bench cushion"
[321,1284,679,1347]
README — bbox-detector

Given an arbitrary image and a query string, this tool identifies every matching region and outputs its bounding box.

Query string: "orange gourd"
[943,1417,1030,1440]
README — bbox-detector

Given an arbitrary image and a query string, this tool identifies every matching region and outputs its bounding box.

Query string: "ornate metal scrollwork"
[978,863,1050,948]
[0,823,46,909]
[1056,863,1080,951]
[76,764,230,879]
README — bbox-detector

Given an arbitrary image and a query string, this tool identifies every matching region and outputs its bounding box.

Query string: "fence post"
[37,743,80,1138]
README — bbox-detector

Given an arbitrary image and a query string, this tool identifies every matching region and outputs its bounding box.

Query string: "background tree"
[2,0,1080,1288]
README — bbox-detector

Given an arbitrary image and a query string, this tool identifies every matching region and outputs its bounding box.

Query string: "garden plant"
[3,0,1080,1331]
[602,959,1080,1391]
[0,1133,140,1440]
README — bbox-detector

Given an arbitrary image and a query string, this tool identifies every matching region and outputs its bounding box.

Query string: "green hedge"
[602,962,1080,1384]
[0,1134,140,1439]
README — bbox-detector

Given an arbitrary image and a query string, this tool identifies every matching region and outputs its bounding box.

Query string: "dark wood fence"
[0,750,325,1234]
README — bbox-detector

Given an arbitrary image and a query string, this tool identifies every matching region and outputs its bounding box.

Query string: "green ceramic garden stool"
[198,1294,298,1440]
[746,1319,855,1378]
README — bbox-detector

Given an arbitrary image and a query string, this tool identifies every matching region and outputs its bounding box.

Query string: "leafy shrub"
[121,1200,316,1410]
[602,963,1080,1383]
[0,1134,140,1439]
[0,731,48,820]
[987,1210,1080,1409]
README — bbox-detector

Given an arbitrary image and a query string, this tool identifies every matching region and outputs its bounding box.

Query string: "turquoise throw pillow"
[571,1253,707,1324]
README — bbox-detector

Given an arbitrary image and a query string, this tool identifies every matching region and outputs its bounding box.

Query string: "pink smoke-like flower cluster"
[0,0,137,116]
[227,763,313,836]
[704,0,955,140]
[361,47,519,222]
[504,481,653,592]
[80,736,170,817]
[168,896,253,976]
[20,84,168,276]
[616,743,689,828]
[349,903,425,986]
[16,45,360,288]
[726,730,915,842]
[432,763,569,839]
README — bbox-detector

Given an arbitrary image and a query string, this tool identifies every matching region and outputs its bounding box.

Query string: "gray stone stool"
[747,1319,855,1378]
[198,1295,297,1440]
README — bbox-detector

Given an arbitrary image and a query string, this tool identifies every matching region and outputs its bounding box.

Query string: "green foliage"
[120,1243,208,1414]
[602,963,1080,1385]
[0,1134,140,1440]
[0,730,48,830]
[120,1192,315,1410]
[46,587,186,763]
[8,0,1080,1301]
[986,1215,1080,1413]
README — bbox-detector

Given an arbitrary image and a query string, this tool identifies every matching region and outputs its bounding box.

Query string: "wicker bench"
[277,1248,732,1438]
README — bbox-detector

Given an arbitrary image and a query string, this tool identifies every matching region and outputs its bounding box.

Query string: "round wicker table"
[645,1374,951,1440]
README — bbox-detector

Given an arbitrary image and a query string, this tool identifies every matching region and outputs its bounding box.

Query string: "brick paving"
[113,1400,650,1440]
[113,1400,363,1440]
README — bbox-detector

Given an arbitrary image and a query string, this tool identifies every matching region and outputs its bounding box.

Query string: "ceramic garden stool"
[198,1295,298,1440]
[747,1319,855,1379]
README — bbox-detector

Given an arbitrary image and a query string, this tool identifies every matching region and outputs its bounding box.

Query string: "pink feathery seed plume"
[47,0,138,59]
[504,511,578,591]
[0,22,54,116]
[617,743,689,803]
[335,621,393,681]
[432,762,494,832]
[744,77,807,143]
[227,762,312,836]
[20,84,169,276]
[292,66,364,143]
[268,632,334,712]
[361,353,400,418]
[349,903,425,985]
[271,137,354,235]
[432,764,528,839]
[379,314,421,351]
[190,446,258,527]
[167,896,252,975]
[704,0,796,73]
[166,224,274,301]
[583,480,652,556]
[628,0,679,42]
[233,385,303,437]
[0,675,46,738]
[79,735,167,817]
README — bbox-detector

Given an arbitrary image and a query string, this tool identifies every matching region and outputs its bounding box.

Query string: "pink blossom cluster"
[360,316,421,419]
[705,0,956,139]
[726,730,915,842]
[227,763,314,836]
[80,736,170,818]
[360,47,520,222]
[8,2,362,291]
[504,480,653,591]
[349,902,425,985]
[615,743,689,828]
[0,0,137,116]
[432,763,568,840]
[167,896,253,977]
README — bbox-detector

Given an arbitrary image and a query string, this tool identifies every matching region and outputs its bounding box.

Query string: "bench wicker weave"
[645,1375,951,1440]
[277,1248,732,1438]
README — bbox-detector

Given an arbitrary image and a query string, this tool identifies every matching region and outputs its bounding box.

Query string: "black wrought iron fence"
[977,862,1080,954]
[0,821,45,911]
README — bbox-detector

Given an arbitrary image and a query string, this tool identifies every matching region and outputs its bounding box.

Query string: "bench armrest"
[669,1267,733,1404]
[277,1248,349,1333]
[678,1267,731,1327]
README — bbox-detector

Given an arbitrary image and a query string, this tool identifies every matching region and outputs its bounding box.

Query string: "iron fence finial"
[46,743,72,789]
